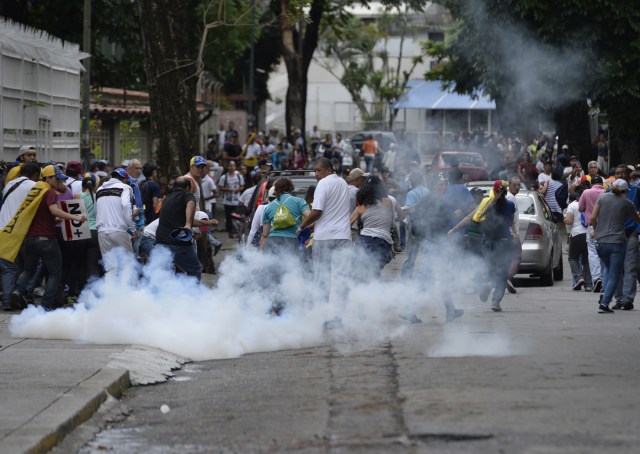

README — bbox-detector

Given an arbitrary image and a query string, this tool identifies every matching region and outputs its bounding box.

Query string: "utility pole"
[81,0,91,166]
[247,0,256,133]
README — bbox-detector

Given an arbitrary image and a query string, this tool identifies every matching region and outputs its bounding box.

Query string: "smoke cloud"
[9,235,522,361]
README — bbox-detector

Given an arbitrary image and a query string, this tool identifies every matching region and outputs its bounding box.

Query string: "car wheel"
[540,251,555,286]
[553,250,563,281]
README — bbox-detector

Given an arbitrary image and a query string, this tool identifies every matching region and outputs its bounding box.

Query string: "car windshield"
[442,153,483,166]
[517,195,536,215]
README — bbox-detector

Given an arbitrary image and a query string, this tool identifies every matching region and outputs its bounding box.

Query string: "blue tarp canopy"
[394,80,495,110]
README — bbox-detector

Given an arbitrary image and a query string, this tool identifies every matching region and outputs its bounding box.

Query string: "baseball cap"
[19,145,36,156]
[194,211,209,233]
[591,175,603,185]
[562,144,569,150]
[346,168,370,182]
[41,164,68,180]
[267,185,277,199]
[170,227,193,242]
[611,179,628,191]
[190,156,207,167]
[66,161,83,174]
[111,168,129,179]
[579,175,591,185]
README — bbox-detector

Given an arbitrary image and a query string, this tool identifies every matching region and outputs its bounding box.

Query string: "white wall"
[0,19,84,163]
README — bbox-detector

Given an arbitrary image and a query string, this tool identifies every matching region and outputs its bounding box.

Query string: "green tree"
[317,8,422,129]
[278,0,428,140]
[426,0,640,161]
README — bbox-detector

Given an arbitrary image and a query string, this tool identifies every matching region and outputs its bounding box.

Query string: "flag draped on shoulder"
[0,181,50,262]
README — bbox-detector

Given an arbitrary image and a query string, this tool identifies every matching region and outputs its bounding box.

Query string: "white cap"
[268,185,276,199]
[611,179,628,191]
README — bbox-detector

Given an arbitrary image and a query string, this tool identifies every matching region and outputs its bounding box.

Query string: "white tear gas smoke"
[9,234,521,361]
[459,0,592,111]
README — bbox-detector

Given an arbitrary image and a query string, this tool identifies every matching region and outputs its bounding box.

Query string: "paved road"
[51,249,640,454]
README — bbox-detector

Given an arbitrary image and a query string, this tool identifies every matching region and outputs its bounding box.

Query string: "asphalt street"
[47,244,640,454]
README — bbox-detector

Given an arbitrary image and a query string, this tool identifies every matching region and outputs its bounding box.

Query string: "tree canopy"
[426,0,640,158]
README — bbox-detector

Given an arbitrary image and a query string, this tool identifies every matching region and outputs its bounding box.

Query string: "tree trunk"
[281,0,324,141]
[136,0,199,177]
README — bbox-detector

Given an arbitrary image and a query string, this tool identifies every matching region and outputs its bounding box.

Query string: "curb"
[4,367,131,454]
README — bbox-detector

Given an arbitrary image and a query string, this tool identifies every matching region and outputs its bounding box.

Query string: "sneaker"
[598,304,614,314]
[593,278,602,293]
[10,290,27,310]
[33,287,45,297]
[399,313,423,324]
[573,279,585,291]
[479,285,491,303]
[506,280,516,294]
[445,308,464,322]
[622,301,634,311]
[612,302,624,310]
[491,302,502,312]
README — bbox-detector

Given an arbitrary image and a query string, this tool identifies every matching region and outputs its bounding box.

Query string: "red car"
[429,151,489,183]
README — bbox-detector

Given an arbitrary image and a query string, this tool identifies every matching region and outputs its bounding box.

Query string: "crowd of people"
[1,127,638,319]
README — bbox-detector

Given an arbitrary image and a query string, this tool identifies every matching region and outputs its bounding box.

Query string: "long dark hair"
[356,175,387,206]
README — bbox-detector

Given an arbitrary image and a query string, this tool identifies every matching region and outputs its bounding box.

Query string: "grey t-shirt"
[594,193,636,244]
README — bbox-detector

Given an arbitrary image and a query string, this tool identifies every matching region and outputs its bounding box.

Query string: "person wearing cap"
[184,156,207,208]
[590,178,640,313]
[11,165,87,311]
[609,165,640,310]
[579,174,606,291]
[0,163,41,311]
[346,168,370,221]
[155,176,201,280]
[95,168,136,267]
[65,161,84,196]
[4,145,37,185]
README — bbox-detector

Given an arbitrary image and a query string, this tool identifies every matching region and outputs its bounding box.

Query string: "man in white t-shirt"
[297,158,351,324]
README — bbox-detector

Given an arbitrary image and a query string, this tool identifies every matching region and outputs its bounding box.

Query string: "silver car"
[466,182,563,286]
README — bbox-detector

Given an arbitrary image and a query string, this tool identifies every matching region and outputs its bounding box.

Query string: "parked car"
[347,131,399,156]
[465,181,563,286]
[429,151,489,183]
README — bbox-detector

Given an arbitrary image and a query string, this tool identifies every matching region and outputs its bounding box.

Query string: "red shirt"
[27,188,58,238]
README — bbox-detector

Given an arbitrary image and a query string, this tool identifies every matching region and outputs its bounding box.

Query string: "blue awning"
[394,80,495,110]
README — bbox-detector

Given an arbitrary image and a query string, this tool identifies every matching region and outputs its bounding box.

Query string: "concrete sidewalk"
[0,233,236,453]
[0,313,130,453]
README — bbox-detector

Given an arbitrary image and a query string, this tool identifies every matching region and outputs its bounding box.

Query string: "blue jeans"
[354,235,392,280]
[364,155,374,173]
[159,244,202,281]
[0,258,17,307]
[16,237,62,309]
[597,242,626,307]
[614,234,638,303]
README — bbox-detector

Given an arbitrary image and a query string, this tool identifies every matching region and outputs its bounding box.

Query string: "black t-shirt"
[224,142,242,160]
[156,190,196,246]
[140,179,162,225]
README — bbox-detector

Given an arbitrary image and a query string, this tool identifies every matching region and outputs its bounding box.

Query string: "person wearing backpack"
[260,177,310,254]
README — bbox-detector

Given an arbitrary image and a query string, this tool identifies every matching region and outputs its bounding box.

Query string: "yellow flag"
[0,181,50,262]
